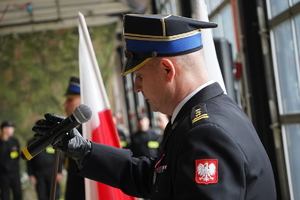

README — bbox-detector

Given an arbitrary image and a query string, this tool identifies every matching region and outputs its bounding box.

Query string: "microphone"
[21,104,92,161]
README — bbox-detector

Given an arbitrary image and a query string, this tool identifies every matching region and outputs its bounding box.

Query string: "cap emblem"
[125,50,133,59]
[124,50,158,59]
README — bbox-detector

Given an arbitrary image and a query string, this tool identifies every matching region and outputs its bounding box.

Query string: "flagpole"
[193,0,227,94]
[78,12,102,200]
[78,12,110,107]
[49,150,60,200]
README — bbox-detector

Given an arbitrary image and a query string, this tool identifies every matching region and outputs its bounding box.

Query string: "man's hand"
[29,175,37,185]
[32,113,92,169]
[56,173,64,182]
[32,113,65,138]
[56,128,92,169]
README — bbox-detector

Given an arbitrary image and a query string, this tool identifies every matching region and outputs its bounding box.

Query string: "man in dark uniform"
[62,76,85,200]
[32,14,277,199]
[0,121,22,200]
[27,137,63,200]
[130,114,159,157]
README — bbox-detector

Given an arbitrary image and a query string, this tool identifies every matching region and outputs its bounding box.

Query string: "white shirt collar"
[171,81,215,124]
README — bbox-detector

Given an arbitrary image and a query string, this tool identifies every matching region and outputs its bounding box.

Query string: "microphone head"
[72,104,92,124]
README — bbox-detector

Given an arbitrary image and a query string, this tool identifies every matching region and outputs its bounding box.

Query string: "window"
[272,20,300,114]
[211,4,237,60]
[293,0,300,5]
[205,0,225,14]
[295,14,300,67]
[267,0,289,18]
[268,0,300,197]
[283,124,300,199]
[154,0,177,14]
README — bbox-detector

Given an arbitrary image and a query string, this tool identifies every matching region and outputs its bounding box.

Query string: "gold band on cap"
[124,29,201,42]
[121,57,154,76]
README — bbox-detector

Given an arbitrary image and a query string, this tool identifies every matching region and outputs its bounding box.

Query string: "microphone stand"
[50,150,61,200]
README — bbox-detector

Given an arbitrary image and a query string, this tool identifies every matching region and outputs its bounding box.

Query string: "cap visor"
[121,57,153,76]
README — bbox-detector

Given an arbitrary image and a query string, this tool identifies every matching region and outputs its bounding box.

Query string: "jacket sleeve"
[173,123,246,199]
[79,142,156,198]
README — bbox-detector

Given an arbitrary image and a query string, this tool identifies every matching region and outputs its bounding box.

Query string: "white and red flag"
[78,12,136,200]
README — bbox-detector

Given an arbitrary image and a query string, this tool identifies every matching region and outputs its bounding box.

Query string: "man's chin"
[149,105,159,112]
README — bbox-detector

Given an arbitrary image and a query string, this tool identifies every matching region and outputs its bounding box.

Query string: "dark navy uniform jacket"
[27,138,63,176]
[0,136,22,200]
[0,136,20,174]
[79,82,276,200]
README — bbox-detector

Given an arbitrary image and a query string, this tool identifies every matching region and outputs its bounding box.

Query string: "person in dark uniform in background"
[32,14,277,199]
[117,128,130,149]
[113,115,131,149]
[62,77,85,200]
[27,137,63,200]
[0,121,22,200]
[130,114,159,157]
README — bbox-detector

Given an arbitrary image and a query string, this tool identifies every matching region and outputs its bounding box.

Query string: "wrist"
[77,141,92,170]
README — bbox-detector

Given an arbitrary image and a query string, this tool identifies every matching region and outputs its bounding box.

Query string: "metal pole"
[50,150,60,200]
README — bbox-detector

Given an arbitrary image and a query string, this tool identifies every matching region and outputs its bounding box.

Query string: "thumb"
[44,113,65,123]
[67,136,82,151]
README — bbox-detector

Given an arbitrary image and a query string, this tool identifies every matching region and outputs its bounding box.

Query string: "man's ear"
[161,58,175,82]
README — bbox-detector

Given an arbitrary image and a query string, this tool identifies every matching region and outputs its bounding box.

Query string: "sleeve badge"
[195,159,218,184]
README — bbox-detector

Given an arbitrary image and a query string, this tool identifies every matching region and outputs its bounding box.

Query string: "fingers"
[56,173,64,182]
[67,129,84,151]
[32,119,54,136]
[32,113,65,135]
[44,113,65,122]
[69,128,82,138]
[29,176,37,185]
[35,119,54,127]
[67,137,78,151]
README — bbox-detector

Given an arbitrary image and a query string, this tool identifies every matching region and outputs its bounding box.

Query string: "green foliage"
[0,22,117,174]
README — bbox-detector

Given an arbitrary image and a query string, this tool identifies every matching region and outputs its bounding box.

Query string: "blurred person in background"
[113,115,131,149]
[130,114,160,158]
[26,137,63,200]
[0,121,22,200]
[62,76,85,200]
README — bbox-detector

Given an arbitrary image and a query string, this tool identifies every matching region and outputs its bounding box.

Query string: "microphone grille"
[73,104,92,123]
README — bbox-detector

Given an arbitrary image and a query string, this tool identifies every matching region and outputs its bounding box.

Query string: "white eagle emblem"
[197,162,216,182]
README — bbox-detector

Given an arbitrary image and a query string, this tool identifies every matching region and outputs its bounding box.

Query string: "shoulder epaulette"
[190,104,210,125]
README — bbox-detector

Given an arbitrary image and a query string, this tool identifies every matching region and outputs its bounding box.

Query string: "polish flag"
[78,12,136,200]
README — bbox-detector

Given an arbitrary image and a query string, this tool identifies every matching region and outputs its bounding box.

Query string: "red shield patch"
[195,159,218,185]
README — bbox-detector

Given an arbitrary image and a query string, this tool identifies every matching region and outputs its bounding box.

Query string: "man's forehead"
[3,126,14,129]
